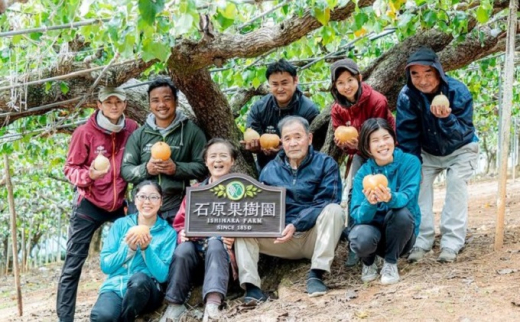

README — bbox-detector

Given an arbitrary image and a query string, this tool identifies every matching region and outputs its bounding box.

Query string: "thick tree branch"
[230,84,269,118]
[169,0,376,73]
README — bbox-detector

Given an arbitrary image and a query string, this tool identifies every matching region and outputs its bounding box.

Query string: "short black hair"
[266,59,297,80]
[358,118,396,160]
[147,78,178,102]
[135,180,163,197]
[202,138,238,161]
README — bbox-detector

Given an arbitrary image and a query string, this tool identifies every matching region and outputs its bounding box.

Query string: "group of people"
[55,47,478,322]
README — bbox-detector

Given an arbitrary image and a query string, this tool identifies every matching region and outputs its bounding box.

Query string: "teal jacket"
[98,214,177,297]
[350,148,422,235]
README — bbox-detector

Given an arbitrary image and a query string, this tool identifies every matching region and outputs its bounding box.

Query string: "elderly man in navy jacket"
[235,116,345,302]
[396,47,478,263]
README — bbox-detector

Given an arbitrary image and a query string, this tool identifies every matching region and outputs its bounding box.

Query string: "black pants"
[165,239,229,304]
[90,272,163,322]
[348,207,416,265]
[56,196,124,322]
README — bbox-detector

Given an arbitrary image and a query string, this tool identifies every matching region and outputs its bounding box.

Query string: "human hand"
[146,159,161,176]
[262,145,281,156]
[125,230,140,251]
[139,233,152,250]
[240,139,262,153]
[222,237,235,249]
[334,137,358,151]
[88,161,110,180]
[274,224,296,244]
[179,229,190,243]
[155,159,176,175]
[363,185,392,204]
[430,104,452,118]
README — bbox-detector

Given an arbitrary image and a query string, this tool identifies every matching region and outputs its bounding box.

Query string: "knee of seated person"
[321,203,345,219]
[389,208,414,226]
[91,306,116,322]
[174,241,197,260]
[348,226,377,251]
[128,272,149,287]
[207,238,226,253]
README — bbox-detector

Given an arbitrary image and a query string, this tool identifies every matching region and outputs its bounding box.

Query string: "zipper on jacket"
[110,133,117,212]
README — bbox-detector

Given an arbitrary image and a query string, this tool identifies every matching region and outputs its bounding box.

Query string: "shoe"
[159,304,187,322]
[243,284,268,306]
[361,263,378,283]
[345,251,360,267]
[306,277,327,297]
[407,247,427,263]
[380,262,400,285]
[438,248,457,263]
[203,304,220,322]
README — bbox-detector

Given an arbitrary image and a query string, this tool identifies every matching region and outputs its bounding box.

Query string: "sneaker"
[306,277,327,297]
[243,284,268,306]
[203,304,220,322]
[380,262,400,285]
[438,248,457,263]
[407,247,427,263]
[159,304,187,322]
[361,263,378,283]
[345,251,360,267]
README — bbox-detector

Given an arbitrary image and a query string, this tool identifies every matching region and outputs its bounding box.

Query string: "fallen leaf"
[355,311,369,319]
[497,268,517,275]
[345,289,358,301]
[412,295,428,300]
[512,301,520,307]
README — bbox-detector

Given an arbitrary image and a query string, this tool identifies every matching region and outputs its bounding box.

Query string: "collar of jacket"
[275,145,315,170]
[271,88,303,113]
[364,147,405,176]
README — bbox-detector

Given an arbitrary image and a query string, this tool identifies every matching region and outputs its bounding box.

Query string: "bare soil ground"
[1,178,520,322]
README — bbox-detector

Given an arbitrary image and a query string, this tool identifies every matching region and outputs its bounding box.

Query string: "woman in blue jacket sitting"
[349,118,421,285]
[90,181,177,322]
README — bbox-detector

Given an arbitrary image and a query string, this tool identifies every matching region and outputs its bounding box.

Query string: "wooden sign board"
[185,173,285,238]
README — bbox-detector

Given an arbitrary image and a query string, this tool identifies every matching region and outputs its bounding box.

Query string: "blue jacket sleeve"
[292,158,342,231]
[396,89,422,160]
[350,165,378,224]
[386,155,422,209]
[142,228,177,283]
[100,220,130,275]
[246,100,263,134]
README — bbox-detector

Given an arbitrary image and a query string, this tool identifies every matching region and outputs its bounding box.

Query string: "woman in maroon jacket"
[329,58,395,267]
[56,87,139,322]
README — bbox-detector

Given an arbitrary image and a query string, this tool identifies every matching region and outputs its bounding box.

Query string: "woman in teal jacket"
[349,118,421,285]
[90,181,177,322]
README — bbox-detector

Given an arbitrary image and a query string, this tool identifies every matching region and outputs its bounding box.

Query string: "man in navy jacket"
[396,47,479,263]
[235,116,345,302]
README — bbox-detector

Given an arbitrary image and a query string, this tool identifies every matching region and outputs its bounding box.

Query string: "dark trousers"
[348,207,416,265]
[56,197,124,322]
[165,239,229,304]
[90,272,163,322]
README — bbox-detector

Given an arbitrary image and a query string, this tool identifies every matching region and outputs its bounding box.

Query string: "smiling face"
[268,72,298,108]
[149,86,177,128]
[97,96,127,124]
[335,70,360,102]
[409,64,441,94]
[368,128,395,166]
[281,121,312,168]
[205,143,235,182]
[135,184,162,221]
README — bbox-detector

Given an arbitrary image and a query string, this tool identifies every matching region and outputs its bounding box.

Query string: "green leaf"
[141,39,170,62]
[252,77,261,88]
[314,7,331,26]
[476,6,490,24]
[138,0,165,26]
[59,82,69,95]
[45,82,52,93]
[175,14,194,35]
[220,3,237,20]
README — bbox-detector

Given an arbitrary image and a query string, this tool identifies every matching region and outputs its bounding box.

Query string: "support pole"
[4,154,23,316]
[495,0,518,250]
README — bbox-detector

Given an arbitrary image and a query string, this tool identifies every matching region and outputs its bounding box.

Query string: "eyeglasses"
[135,194,161,202]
